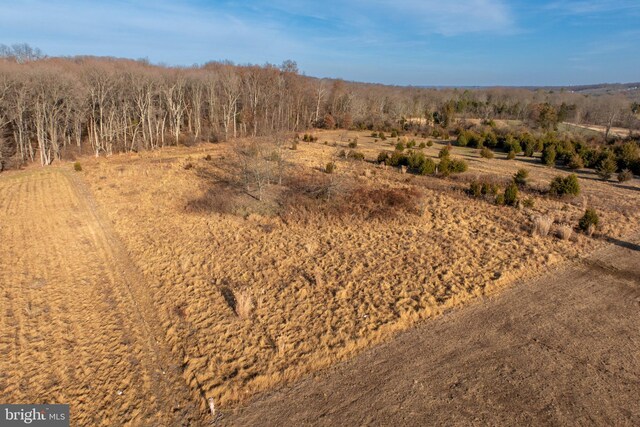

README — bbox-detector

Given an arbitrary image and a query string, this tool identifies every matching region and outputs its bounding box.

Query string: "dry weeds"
[532,215,554,237]
[72,131,640,410]
[556,224,574,241]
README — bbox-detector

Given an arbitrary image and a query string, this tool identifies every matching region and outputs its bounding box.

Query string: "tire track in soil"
[0,169,201,426]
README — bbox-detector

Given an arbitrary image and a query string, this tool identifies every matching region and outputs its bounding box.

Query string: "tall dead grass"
[532,215,553,237]
[556,224,574,241]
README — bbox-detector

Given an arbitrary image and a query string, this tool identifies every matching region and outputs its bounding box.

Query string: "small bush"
[495,194,505,205]
[504,183,519,206]
[387,151,409,167]
[418,158,436,175]
[513,169,529,186]
[450,159,468,173]
[522,197,534,208]
[532,215,553,237]
[407,139,416,148]
[542,143,557,166]
[568,154,584,169]
[347,150,365,160]
[203,154,212,161]
[596,156,617,180]
[183,162,193,170]
[617,169,633,182]
[427,140,433,147]
[480,147,494,159]
[438,146,450,158]
[578,208,599,234]
[377,151,390,164]
[73,161,82,172]
[506,150,516,160]
[418,142,426,149]
[482,182,499,196]
[457,133,469,147]
[337,149,347,158]
[408,151,427,170]
[325,162,336,174]
[469,181,482,197]
[348,140,358,148]
[395,142,405,151]
[549,174,580,197]
[371,132,378,138]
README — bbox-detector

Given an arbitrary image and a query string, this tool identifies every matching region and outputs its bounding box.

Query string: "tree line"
[0,49,638,169]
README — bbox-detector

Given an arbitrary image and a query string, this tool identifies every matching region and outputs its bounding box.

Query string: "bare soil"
[223,235,640,426]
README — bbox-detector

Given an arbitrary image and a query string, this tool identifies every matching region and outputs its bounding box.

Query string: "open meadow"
[71,130,640,409]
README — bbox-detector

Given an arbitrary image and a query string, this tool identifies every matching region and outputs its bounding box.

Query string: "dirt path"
[0,168,199,426]
[223,236,640,426]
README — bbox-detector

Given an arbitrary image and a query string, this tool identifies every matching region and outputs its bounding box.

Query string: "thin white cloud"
[544,0,640,15]
[0,0,304,64]
[369,0,516,35]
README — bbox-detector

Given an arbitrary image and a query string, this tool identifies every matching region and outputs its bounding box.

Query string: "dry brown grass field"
[1,129,639,424]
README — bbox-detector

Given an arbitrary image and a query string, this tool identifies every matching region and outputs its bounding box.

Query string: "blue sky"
[1,0,639,86]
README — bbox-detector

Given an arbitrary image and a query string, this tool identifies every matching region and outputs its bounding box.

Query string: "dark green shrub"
[617,169,633,182]
[418,158,436,175]
[371,132,378,138]
[73,161,82,172]
[469,181,482,197]
[457,133,469,147]
[377,151,390,164]
[395,142,405,151]
[495,194,505,205]
[418,142,426,149]
[438,146,450,158]
[482,182,499,196]
[513,169,528,186]
[549,174,580,197]
[390,130,398,138]
[427,140,433,147]
[568,154,584,169]
[347,150,365,160]
[438,157,467,176]
[408,151,426,169]
[615,142,639,170]
[387,151,409,167]
[348,140,358,148]
[480,147,494,159]
[407,139,416,148]
[519,133,537,156]
[450,159,468,173]
[578,208,599,233]
[504,183,519,206]
[325,162,336,174]
[596,155,617,180]
[542,143,556,166]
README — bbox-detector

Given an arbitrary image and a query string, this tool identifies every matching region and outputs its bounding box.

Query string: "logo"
[1,405,69,426]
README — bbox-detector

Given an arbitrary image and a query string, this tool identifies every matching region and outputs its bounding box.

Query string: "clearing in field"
[1,130,639,424]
